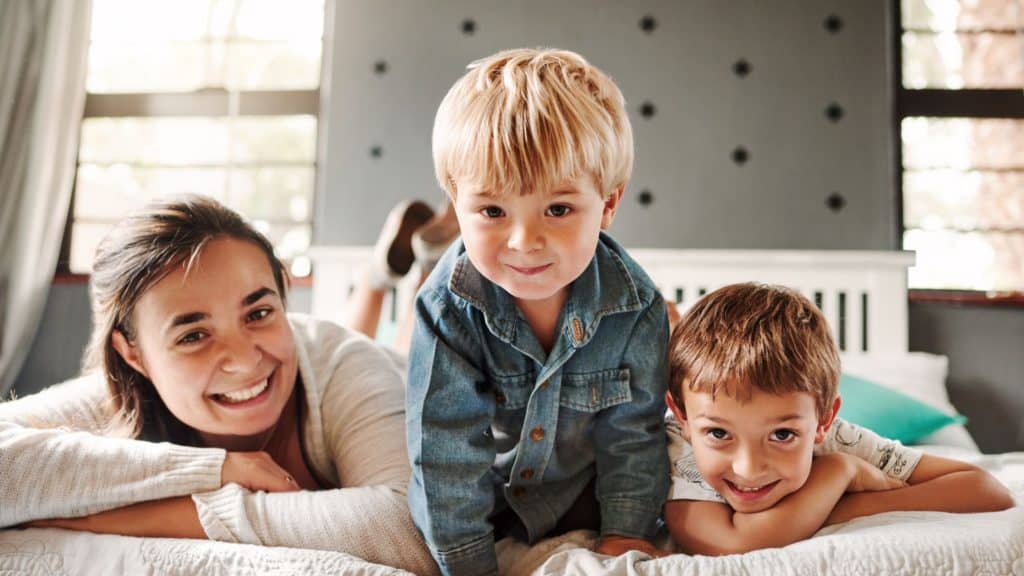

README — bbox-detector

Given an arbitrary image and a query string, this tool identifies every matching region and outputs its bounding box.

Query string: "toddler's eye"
[546,204,571,217]
[771,429,796,442]
[481,206,504,218]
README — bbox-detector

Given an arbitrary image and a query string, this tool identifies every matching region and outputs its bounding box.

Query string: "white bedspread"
[505,448,1024,576]
[2,449,1022,576]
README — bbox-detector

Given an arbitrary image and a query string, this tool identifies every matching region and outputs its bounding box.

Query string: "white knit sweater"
[0,314,438,576]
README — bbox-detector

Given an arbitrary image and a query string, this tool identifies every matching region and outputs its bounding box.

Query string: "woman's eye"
[248,308,272,322]
[177,331,206,345]
[772,429,796,442]
[546,204,571,217]
[481,206,504,218]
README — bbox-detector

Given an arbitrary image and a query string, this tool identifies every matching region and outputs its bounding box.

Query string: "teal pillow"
[838,373,967,443]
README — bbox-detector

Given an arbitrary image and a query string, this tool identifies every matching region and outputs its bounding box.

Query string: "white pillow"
[838,352,979,452]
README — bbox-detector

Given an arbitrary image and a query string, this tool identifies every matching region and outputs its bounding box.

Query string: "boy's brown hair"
[668,283,840,418]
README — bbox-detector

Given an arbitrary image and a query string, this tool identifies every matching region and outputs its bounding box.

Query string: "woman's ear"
[665,391,691,441]
[815,395,842,443]
[111,330,149,379]
[600,185,624,229]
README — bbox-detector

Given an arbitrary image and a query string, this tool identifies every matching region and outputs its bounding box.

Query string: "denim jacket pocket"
[491,371,534,411]
[560,368,632,412]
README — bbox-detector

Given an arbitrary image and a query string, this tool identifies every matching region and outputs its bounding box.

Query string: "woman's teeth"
[216,379,268,403]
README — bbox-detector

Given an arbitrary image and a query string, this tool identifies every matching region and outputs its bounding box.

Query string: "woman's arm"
[0,376,225,527]
[665,452,899,556]
[825,453,1015,525]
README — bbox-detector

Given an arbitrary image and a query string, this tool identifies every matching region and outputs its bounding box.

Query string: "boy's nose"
[732,447,767,478]
[507,220,543,252]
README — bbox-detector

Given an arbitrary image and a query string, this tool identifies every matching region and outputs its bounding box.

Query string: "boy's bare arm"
[825,454,1014,526]
[665,452,897,556]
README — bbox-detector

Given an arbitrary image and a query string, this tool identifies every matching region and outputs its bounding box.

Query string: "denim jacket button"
[539,379,549,390]
[513,486,526,498]
[519,468,535,480]
[530,427,545,442]
[495,391,506,405]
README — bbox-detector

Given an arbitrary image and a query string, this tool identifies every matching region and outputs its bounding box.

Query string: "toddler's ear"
[600,185,624,229]
[815,396,842,443]
[665,391,690,440]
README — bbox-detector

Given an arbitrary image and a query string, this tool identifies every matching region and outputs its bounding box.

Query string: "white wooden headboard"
[308,247,915,356]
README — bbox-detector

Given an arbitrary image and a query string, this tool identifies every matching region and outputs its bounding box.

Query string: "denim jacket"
[406,233,670,576]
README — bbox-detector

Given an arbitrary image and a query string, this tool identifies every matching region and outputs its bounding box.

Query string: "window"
[898,0,1024,293]
[68,0,325,276]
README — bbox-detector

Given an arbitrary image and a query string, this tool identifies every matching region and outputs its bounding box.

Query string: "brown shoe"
[412,200,460,270]
[370,200,435,288]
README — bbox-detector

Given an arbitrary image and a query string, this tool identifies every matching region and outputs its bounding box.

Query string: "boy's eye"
[771,429,797,442]
[247,308,273,322]
[481,206,504,218]
[706,428,729,441]
[545,204,571,217]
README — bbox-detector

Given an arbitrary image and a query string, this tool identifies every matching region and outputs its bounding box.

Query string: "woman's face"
[112,236,297,442]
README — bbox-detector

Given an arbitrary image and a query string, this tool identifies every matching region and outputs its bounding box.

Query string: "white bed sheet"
[499,448,1024,576]
[3,448,1020,575]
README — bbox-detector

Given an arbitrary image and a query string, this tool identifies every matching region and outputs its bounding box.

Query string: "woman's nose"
[219,331,262,373]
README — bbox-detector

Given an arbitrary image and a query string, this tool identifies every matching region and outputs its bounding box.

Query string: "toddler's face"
[676,387,831,513]
[451,172,620,310]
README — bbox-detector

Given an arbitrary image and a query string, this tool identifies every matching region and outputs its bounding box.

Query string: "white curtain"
[0,0,93,395]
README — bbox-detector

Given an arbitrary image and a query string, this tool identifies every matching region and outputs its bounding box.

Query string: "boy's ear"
[815,395,842,443]
[111,330,150,379]
[600,185,624,229]
[665,391,690,441]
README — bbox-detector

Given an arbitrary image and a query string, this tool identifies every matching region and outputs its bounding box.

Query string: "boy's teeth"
[219,379,268,403]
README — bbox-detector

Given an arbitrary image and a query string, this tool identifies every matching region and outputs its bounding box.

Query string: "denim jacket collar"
[448,232,644,351]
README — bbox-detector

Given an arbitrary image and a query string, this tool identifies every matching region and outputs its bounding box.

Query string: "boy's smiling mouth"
[724,479,780,501]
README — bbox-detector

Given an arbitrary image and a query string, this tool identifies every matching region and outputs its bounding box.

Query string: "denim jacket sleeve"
[592,294,671,539]
[406,288,499,576]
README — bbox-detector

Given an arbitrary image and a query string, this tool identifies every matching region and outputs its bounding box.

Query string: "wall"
[315,0,893,250]
[910,303,1024,453]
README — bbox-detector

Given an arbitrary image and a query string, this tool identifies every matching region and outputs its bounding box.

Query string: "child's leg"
[345,200,434,339]
[344,274,388,339]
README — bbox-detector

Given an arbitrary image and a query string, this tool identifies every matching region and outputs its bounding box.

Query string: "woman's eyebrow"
[166,311,207,334]
[242,286,277,306]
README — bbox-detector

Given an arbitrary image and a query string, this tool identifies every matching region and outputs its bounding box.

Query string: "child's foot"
[370,200,435,288]
[412,200,460,271]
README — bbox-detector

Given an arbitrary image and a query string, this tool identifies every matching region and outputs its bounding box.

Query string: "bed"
[3,247,1021,575]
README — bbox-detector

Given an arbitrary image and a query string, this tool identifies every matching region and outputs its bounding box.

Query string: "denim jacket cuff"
[599,497,662,540]
[434,532,498,576]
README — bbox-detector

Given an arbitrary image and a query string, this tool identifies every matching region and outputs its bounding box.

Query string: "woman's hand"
[222,451,301,492]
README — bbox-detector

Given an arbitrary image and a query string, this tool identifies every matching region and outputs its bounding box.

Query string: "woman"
[0,195,438,575]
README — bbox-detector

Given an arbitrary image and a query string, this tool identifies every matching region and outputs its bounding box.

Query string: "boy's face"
[669,386,837,513]
[451,172,621,308]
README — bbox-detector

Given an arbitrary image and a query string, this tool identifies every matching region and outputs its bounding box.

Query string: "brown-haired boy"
[663,283,1013,555]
